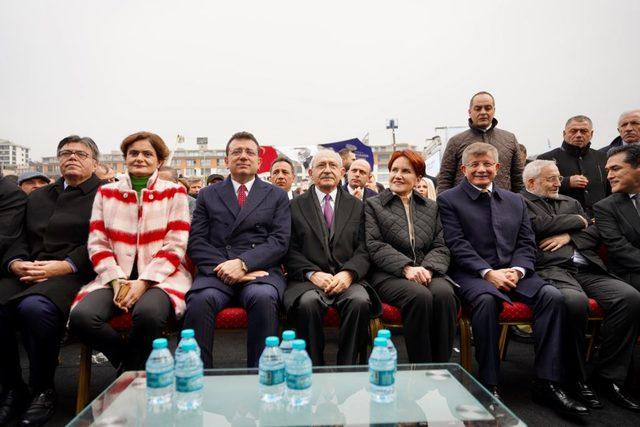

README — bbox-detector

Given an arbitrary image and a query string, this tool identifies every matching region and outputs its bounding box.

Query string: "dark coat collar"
[461,178,503,201]
[54,174,102,195]
[561,140,592,157]
[468,117,499,133]
[378,188,427,206]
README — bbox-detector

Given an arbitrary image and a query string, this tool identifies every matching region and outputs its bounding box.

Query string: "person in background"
[415,177,436,200]
[285,150,378,365]
[344,159,377,201]
[69,131,192,373]
[437,91,523,194]
[599,110,640,153]
[365,149,457,363]
[17,172,50,195]
[159,166,196,216]
[338,147,356,186]
[95,164,116,183]
[269,156,297,200]
[0,136,102,426]
[185,131,290,368]
[522,159,640,412]
[537,115,609,219]
[187,177,204,198]
[207,173,225,185]
[438,142,588,416]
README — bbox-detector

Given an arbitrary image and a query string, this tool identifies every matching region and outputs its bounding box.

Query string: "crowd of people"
[0,92,639,425]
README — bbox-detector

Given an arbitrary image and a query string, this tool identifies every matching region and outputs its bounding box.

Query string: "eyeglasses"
[58,150,92,160]
[544,175,564,183]
[229,148,259,157]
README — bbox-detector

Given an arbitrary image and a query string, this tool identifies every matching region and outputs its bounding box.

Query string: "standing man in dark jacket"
[538,115,609,219]
[285,150,379,366]
[0,175,27,262]
[522,159,640,412]
[0,136,101,426]
[437,91,523,193]
[598,110,640,153]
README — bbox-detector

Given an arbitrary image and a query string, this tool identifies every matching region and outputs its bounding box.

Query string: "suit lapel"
[232,178,269,231]
[217,178,240,219]
[332,189,355,242]
[301,187,331,256]
[618,195,640,236]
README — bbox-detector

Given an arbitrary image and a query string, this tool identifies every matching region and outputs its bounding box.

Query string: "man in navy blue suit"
[343,158,377,201]
[438,142,588,416]
[184,131,291,368]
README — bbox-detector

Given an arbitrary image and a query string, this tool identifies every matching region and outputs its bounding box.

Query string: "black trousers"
[69,287,173,371]
[540,266,640,384]
[293,283,370,366]
[471,285,564,386]
[0,295,64,392]
[375,277,457,363]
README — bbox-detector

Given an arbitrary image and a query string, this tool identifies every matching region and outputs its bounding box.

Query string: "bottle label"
[147,369,173,389]
[176,373,204,392]
[370,369,395,386]
[286,372,312,390]
[259,367,285,386]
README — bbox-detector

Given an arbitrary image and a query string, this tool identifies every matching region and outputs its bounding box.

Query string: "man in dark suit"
[438,142,588,416]
[269,156,297,200]
[522,159,640,411]
[343,158,377,201]
[285,150,379,365]
[594,144,640,291]
[185,132,291,368]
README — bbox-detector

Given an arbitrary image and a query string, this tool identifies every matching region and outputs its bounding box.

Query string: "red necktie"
[238,184,247,208]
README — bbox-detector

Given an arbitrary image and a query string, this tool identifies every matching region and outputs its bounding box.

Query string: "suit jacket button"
[226,245,231,250]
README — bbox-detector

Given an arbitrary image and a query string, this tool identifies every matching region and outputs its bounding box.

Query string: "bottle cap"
[265,336,280,347]
[282,330,296,341]
[292,339,306,350]
[152,338,168,349]
[180,341,197,351]
[377,329,391,339]
[374,337,388,347]
[181,329,195,338]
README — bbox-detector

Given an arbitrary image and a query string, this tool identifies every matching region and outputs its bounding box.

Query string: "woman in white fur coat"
[69,131,192,370]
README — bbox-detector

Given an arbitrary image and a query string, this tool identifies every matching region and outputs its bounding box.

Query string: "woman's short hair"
[387,149,426,177]
[57,135,100,159]
[120,131,170,162]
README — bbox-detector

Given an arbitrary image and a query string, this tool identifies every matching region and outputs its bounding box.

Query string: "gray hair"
[57,135,100,159]
[461,142,499,165]
[618,109,640,125]
[565,115,592,128]
[310,150,343,169]
[523,159,557,182]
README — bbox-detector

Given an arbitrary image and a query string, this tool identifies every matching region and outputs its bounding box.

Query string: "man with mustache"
[437,91,524,194]
[269,156,297,200]
[599,110,640,153]
[521,159,640,412]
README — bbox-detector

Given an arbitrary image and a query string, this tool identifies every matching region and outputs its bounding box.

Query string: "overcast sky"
[1,0,638,160]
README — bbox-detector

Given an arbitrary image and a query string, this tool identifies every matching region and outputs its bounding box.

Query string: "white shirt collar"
[629,193,638,199]
[314,185,338,204]
[231,177,256,194]
[287,190,294,200]
[471,182,493,193]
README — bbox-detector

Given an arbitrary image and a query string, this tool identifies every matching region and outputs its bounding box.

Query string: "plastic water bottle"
[175,341,204,411]
[286,339,312,406]
[377,329,397,371]
[259,336,286,402]
[280,330,296,356]
[175,329,201,360]
[146,338,174,409]
[369,337,395,403]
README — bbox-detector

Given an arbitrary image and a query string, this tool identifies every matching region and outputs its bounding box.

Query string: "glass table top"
[68,363,525,426]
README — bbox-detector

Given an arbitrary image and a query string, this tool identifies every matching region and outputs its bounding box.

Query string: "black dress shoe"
[599,381,640,412]
[0,385,30,424]
[19,389,56,426]
[532,380,590,416]
[575,381,603,409]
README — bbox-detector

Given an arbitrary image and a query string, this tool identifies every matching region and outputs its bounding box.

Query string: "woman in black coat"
[365,149,458,363]
[0,136,101,426]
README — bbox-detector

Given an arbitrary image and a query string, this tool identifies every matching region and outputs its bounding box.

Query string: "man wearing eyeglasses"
[521,159,640,412]
[185,131,291,368]
[538,115,610,219]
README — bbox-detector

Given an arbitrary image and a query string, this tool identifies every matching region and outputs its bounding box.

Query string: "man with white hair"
[344,158,377,201]
[285,150,380,365]
[521,159,640,412]
[599,110,640,153]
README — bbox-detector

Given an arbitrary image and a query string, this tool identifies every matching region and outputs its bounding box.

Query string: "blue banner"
[320,138,374,168]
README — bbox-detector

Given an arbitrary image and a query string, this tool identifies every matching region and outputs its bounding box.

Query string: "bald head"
[347,158,372,189]
[618,110,640,144]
